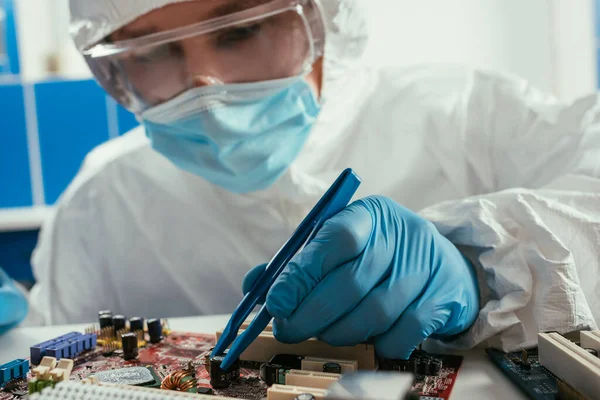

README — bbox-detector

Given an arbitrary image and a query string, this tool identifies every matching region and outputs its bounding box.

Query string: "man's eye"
[130,43,183,63]
[215,24,261,49]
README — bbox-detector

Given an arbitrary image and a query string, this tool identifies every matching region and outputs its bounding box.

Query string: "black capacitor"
[418,357,431,375]
[413,357,421,375]
[121,332,139,361]
[584,348,599,357]
[323,362,342,374]
[147,318,163,343]
[99,314,113,329]
[113,315,126,332]
[294,395,316,400]
[430,359,443,376]
[98,310,112,318]
[379,358,412,372]
[407,357,417,373]
[209,351,240,389]
[129,317,144,332]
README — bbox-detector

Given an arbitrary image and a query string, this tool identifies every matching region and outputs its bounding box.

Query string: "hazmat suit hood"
[69,0,370,101]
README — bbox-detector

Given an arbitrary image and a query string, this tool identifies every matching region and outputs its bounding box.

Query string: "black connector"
[260,354,304,386]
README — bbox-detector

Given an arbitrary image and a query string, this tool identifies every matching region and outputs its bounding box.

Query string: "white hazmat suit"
[30,0,600,354]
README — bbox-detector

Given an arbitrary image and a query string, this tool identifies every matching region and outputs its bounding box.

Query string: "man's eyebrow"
[207,0,270,20]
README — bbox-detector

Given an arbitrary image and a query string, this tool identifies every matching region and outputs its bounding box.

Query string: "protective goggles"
[82,0,326,114]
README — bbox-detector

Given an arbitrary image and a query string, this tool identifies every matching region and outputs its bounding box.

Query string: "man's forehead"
[207,0,272,19]
[154,0,272,20]
[116,0,272,39]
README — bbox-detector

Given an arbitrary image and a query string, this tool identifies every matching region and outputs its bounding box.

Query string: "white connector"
[32,357,57,380]
[538,332,600,399]
[267,384,327,400]
[215,329,376,370]
[285,369,341,389]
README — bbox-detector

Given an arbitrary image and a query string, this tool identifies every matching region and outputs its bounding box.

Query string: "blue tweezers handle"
[212,168,361,370]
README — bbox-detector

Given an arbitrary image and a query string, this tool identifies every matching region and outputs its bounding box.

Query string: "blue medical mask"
[140,76,321,194]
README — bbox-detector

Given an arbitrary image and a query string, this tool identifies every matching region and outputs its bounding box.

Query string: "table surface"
[0,315,526,400]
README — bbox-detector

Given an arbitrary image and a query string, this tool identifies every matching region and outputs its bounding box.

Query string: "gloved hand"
[0,268,28,335]
[243,196,479,359]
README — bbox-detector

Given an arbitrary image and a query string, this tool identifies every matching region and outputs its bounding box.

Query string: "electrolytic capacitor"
[98,310,112,318]
[405,357,416,373]
[99,314,113,329]
[121,332,139,360]
[129,317,144,332]
[413,358,421,375]
[295,395,316,400]
[147,318,163,343]
[209,351,240,389]
[430,359,443,376]
[323,362,342,374]
[113,315,126,332]
[418,357,431,375]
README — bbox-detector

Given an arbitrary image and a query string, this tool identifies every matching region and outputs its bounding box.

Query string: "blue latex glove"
[243,196,479,359]
[0,268,28,335]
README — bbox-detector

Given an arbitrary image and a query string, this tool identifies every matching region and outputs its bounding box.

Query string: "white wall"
[550,0,598,100]
[363,0,597,101]
[13,0,90,81]
[13,0,54,81]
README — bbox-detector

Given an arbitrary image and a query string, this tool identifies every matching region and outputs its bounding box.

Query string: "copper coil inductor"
[160,364,197,393]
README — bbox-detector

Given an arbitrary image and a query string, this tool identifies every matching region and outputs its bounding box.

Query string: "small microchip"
[94,367,160,387]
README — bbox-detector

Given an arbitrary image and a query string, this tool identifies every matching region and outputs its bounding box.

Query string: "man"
[30,0,599,360]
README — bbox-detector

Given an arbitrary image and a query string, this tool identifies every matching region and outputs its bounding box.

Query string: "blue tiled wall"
[1,78,139,283]
[1,79,139,207]
[36,80,112,204]
[0,83,32,208]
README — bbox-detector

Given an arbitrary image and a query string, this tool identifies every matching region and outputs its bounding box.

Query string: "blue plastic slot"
[45,333,97,360]
[0,359,29,387]
[30,332,81,365]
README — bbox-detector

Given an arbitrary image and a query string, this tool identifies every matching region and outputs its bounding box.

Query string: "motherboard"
[0,313,464,400]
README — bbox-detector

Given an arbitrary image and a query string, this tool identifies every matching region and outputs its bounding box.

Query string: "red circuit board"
[410,355,463,399]
[1,332,462,400]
